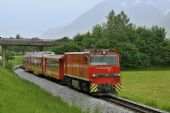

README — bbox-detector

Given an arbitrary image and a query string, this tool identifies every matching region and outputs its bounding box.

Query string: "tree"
[117,43,146,68]
[92,24,103,40]
[57,36,70,42]
[64,41,81,52]
[73,33,84,43]
[105,10,116,41]
[161,39,170,66]
[15,34,22,39]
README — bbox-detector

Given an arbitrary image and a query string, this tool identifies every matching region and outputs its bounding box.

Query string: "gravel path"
[14,68,134,113]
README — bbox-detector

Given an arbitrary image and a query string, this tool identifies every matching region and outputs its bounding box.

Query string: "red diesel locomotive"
[23,51,121,94]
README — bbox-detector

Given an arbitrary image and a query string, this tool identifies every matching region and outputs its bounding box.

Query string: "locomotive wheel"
[81,82,89,93]
[68,78,72,88]
[65,76,72,88]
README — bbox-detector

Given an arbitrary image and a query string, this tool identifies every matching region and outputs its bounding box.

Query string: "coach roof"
[44,55,64,59]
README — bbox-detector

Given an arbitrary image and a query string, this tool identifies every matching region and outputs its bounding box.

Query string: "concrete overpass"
[0,38,64,67]
[0,38,62,46]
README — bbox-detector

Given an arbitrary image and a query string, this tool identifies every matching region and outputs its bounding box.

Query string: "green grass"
[4,55,23,69]
[11,56,23,65]
[0,67,83,113]
[119,69,170,112]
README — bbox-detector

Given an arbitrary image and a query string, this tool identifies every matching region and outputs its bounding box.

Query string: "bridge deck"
[0,38,59,46]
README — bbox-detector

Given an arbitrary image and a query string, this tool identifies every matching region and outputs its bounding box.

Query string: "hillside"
[42,0,170,38]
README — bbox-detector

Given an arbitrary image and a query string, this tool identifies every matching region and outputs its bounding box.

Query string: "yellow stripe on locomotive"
[90,84,98,93]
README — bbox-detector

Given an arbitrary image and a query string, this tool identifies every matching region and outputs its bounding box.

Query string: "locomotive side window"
[91,54,117,65]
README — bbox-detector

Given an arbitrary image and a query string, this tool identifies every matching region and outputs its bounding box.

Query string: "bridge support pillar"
[2,46,7,67]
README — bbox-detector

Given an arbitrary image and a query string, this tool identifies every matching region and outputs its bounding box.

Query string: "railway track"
[102,95,167,113]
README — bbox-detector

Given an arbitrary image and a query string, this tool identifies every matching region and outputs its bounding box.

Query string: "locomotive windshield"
[90,54,117,65]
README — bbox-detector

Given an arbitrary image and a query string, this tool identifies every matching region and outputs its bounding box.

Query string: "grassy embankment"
[120,68,170,112]
[0,56,83,113]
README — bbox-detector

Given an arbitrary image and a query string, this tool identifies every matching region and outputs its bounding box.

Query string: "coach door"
[43,57,46,74]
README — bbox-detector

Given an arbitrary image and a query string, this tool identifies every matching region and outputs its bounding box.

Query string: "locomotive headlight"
[92,74,96,77]
[102,51,106,54]
[113,73,121,76]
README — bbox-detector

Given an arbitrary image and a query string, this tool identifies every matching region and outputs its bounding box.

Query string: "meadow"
[0,56,83,113]
[120,69,170,112]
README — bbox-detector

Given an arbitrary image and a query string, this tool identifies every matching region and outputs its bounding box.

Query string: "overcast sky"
[0,0,104,38]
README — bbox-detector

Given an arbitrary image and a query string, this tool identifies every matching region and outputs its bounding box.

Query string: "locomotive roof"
[65,52,89,55]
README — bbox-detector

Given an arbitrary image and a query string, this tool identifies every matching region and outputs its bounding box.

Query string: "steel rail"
[102,95,167,113]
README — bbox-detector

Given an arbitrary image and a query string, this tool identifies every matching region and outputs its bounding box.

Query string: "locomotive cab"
[89,51,121,94]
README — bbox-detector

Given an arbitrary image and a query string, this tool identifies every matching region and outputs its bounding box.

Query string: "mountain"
[41,27,63,38]
[41,0,122,38]
[147,0,170,14]
[123,3,164,26]
[41,0,170,38]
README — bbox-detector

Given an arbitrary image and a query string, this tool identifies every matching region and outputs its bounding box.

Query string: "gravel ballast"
[14,68,133,113]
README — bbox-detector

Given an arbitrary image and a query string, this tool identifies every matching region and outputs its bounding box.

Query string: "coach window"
[85,56,88,65]
[31,59,34,65]
[39,59,41,66]
[27,58,29,64]
[33,59,37,67]
[56,61,59,69]
[49,60,53,69]
[38,59,40,67]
